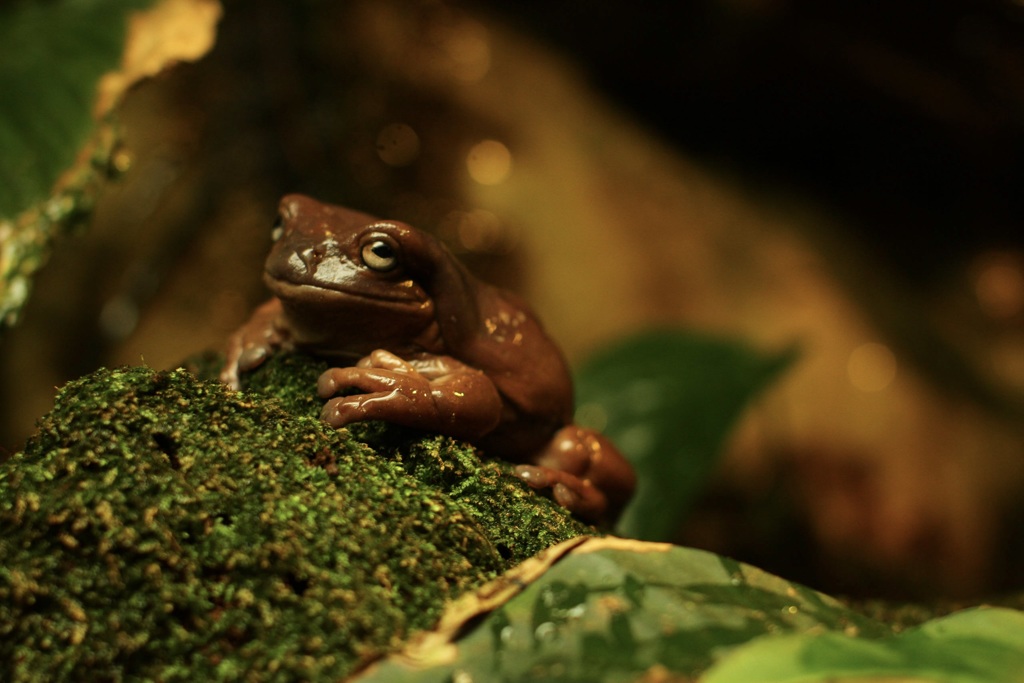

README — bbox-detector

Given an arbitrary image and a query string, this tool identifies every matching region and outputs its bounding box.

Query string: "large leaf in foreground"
[356,538,1024,682]
[574,331,794,540]
[356,537,889,682]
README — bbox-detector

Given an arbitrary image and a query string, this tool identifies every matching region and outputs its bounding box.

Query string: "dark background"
[485,0,1024,281]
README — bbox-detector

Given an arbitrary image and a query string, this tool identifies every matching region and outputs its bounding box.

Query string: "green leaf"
[0,0,220,327]
[355,539,1024,682]
[574,330,795,540]
[0,0,149,328]
[354,538,889,682]
[0,0,147,219]
[704,606,1024,683]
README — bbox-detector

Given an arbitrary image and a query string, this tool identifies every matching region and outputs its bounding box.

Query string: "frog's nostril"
[298,246,323,271]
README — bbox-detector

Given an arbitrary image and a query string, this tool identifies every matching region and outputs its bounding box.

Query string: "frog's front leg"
[317,350,503,440]
[220,298,290,390]
[515,426,636,525]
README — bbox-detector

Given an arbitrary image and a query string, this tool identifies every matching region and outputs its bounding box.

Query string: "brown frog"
[221,194,635,523]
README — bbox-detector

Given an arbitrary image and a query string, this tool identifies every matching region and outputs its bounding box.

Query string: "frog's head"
[264,194,462,356]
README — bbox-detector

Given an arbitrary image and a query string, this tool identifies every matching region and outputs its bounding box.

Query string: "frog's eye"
[270,216,284,242]
[361,239,399,272]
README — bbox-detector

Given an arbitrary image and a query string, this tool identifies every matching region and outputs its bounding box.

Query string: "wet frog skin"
[221,195,635,523]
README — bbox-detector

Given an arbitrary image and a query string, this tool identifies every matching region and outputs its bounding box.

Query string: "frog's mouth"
[264,273,429,305]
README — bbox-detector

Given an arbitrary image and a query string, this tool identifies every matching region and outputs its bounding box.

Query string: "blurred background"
[2,0,1023,601]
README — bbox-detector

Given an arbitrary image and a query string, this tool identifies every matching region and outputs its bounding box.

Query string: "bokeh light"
[439,208,517,254]
[466,139,512,185]
[375,123,420,167]
[973,254,1024,319]
[847,342,898,392]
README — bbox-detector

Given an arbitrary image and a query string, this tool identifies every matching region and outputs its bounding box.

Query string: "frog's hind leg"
[514,426,635,526]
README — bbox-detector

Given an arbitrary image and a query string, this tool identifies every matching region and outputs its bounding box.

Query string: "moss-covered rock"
[0,356,591,681]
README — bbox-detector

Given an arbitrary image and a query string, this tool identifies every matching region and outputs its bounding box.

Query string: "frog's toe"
[218,365,241,390]
[513,464,553,488]
[320,398,345,427]
[237,344,269,372]
[551,482,604,522]
[320,396,369,428]
[317,370,340,397]
[357,349,416,372]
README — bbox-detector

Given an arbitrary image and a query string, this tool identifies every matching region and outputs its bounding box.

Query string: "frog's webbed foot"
[514,426,636,525]
[317,350,503,440]
[514,464,608,522]
[219,298,288,390]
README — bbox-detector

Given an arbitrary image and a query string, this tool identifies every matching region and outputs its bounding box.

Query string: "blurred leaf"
[0,0,220,326]
[574,330,795,540]
[354,537,890,683]
[0,0,135,219]
[704,606,1024,683]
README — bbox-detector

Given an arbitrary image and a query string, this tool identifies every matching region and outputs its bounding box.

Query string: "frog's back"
[459,281,575,426]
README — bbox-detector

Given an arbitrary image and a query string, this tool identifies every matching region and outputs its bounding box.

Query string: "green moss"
[1,356,591,681]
